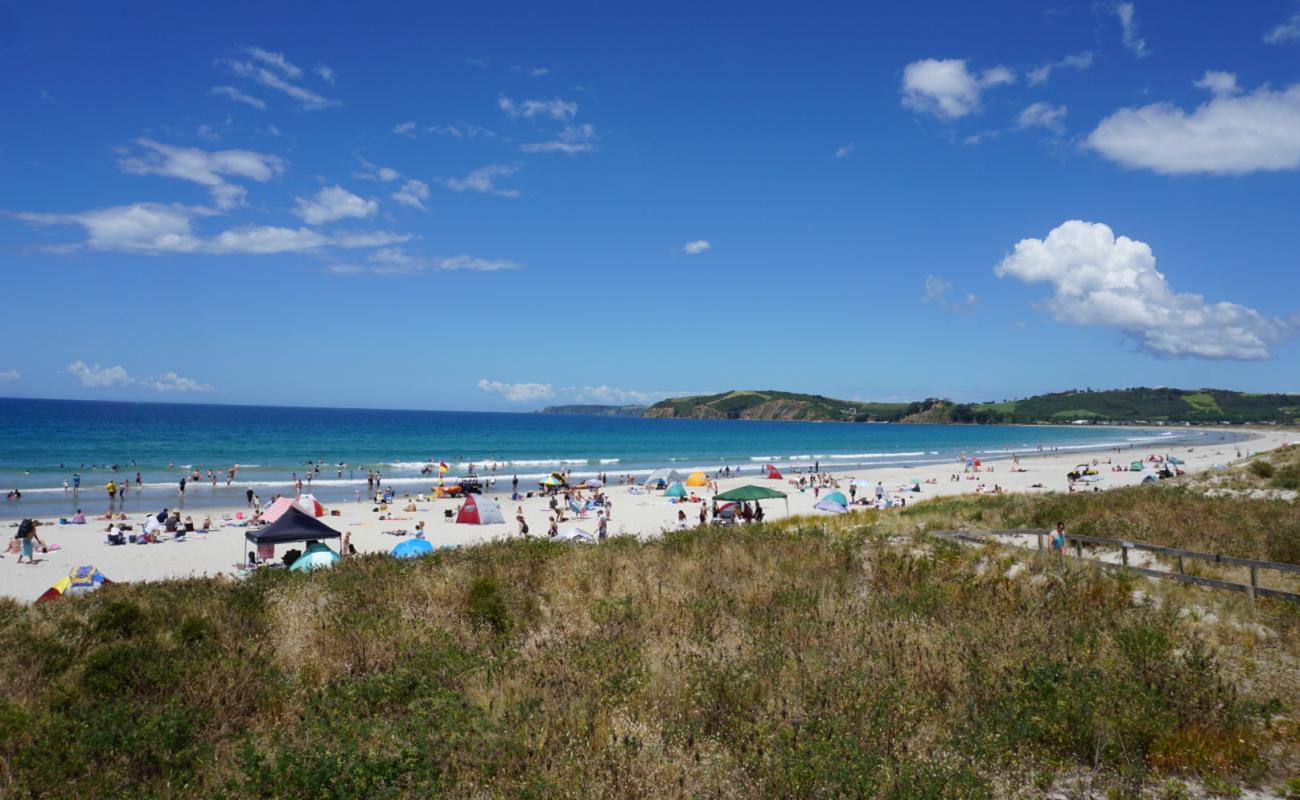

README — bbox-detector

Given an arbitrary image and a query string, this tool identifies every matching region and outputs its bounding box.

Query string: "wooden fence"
[928,528,1300,603]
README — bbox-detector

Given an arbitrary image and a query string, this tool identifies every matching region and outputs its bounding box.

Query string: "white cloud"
[682,240,711,254]
[573,385,657,405]
[1192,70,1238,96]
[315,63,335,83]
[118,138,285,209]
[900,58,1015,119]
[0,369,18,382]
[142,371,213,392]
[1114,3,1149,57]
[477,379,555,403]
[66,361,131,388]
[366,248,521,275]
[354,160,403,183]
[17,203,204,254]
[1264,9,1300,43]
[211,85,266,109]
[530,67,550,77]
[245,46,302,78]
[498,96,578,120]
[392,179,430,209]
[393,121,416,138]
[1017,102,1068,134]
[18,202,405,255]
[1027,51,1093,85]
[519,123,598,154]
[835,144,854,159]
[994,220,1294,359]
[429,123,495,139]
[922,274,976,310]
[440,164,521,197]
[292,185,378,225]
[1085,80,1300,175]
[220,47,338,110]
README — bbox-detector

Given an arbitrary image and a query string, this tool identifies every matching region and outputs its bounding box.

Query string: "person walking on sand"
[516,507,529,538]
[15,519,43,564]
[1051,521,1067,555]
[597,510,608,541]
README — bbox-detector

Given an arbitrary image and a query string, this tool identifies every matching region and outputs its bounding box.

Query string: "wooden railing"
[928,528,1300,602]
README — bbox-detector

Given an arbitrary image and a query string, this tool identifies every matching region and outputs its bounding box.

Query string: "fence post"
[1036,531,1043,552]
[1121,544,1129,567]
[1177,555,1185,575]
[1074,539,1083,559]
[1249,565,1259,602]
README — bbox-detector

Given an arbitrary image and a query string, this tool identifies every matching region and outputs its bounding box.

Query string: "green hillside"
[643,387,1300,425]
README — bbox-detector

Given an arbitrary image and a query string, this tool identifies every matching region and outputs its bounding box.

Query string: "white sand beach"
[2,428,1293,603]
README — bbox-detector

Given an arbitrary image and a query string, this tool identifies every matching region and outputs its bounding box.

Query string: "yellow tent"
[686,471,710,487]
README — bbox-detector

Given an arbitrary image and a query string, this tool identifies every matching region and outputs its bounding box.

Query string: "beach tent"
[766,466,783,480]
[584,478,603,488]
[246,506,342,546]
[715,484,789,515]
[37,565,111,602]
[686,471,710,487]
[456,494,505,525]
[643,468,683,489]
[296,493,324,517]
[554,526,596,544]
[814,498,848,514]
[289,541,340,572]
[1130,461,1144,471]
[392,538,434,559]
[823,491,848,507]
[261,497,296,524]
[664,482,688,498]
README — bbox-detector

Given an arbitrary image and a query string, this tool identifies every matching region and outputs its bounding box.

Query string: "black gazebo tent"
[245,505,341,545]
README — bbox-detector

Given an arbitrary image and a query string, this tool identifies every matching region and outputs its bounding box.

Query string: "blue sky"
[2,1,1299,410]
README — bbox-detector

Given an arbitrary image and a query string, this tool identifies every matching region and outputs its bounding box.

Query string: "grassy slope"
[2,485,1298,797]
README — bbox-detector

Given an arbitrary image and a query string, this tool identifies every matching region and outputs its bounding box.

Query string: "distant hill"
[642,388,1300,425]
[974,388,1300,425]
[539,404,648,417]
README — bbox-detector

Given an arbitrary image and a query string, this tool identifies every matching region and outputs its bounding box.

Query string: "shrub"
[466,575,509,634]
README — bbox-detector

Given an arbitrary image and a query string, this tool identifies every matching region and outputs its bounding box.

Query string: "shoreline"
[1,427,1288,603]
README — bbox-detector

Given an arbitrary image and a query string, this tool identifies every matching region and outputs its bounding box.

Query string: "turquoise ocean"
[0,398,1241,517]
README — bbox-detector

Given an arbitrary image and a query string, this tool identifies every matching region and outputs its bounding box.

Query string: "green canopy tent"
[714,484,788,516]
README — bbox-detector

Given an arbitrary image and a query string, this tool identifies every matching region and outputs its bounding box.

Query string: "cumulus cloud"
[1027,51,1093,85]
[391,179,430,209]
[921,274,976,310]
[0,369,19,381]
[66,361,132,388]
[1114,3,1149,57]
[117,139,285,209]
[682,240,711,254]
[1265,9,1300,43]
[497,96,578,120]
[476,379,555,403]
[1085,79,1300,174]
[440,164,520,197]
[1017,102,1068,134]
[219,46,338,110]
[292,185,378,225]
[210,85,266,109]
[900,58,1015,119]
[141,371,213,392]
[994,220,1294,359]
[17,202,405,255]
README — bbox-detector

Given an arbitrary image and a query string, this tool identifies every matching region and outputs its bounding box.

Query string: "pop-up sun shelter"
[289,541,340,572]
[456,493,505,525]
[664,482,688,498]
[643,468,683,489]
[297,493,324,517]
[244,505,341,565]
[714,484,789,516]
[686,471,709,487]
[37,565,111,602]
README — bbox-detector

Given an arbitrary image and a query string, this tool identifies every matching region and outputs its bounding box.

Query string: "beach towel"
[257,543,275,562]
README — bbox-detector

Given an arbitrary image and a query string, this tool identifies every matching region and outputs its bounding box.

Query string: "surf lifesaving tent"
[765,465,783,480]
[456,493,505,525]
[686,471,710,487]
[715,484,789,515]
[37,565,111,602]
[289,541,340,572]
[643,468,683,489]
[664,482,688,498]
